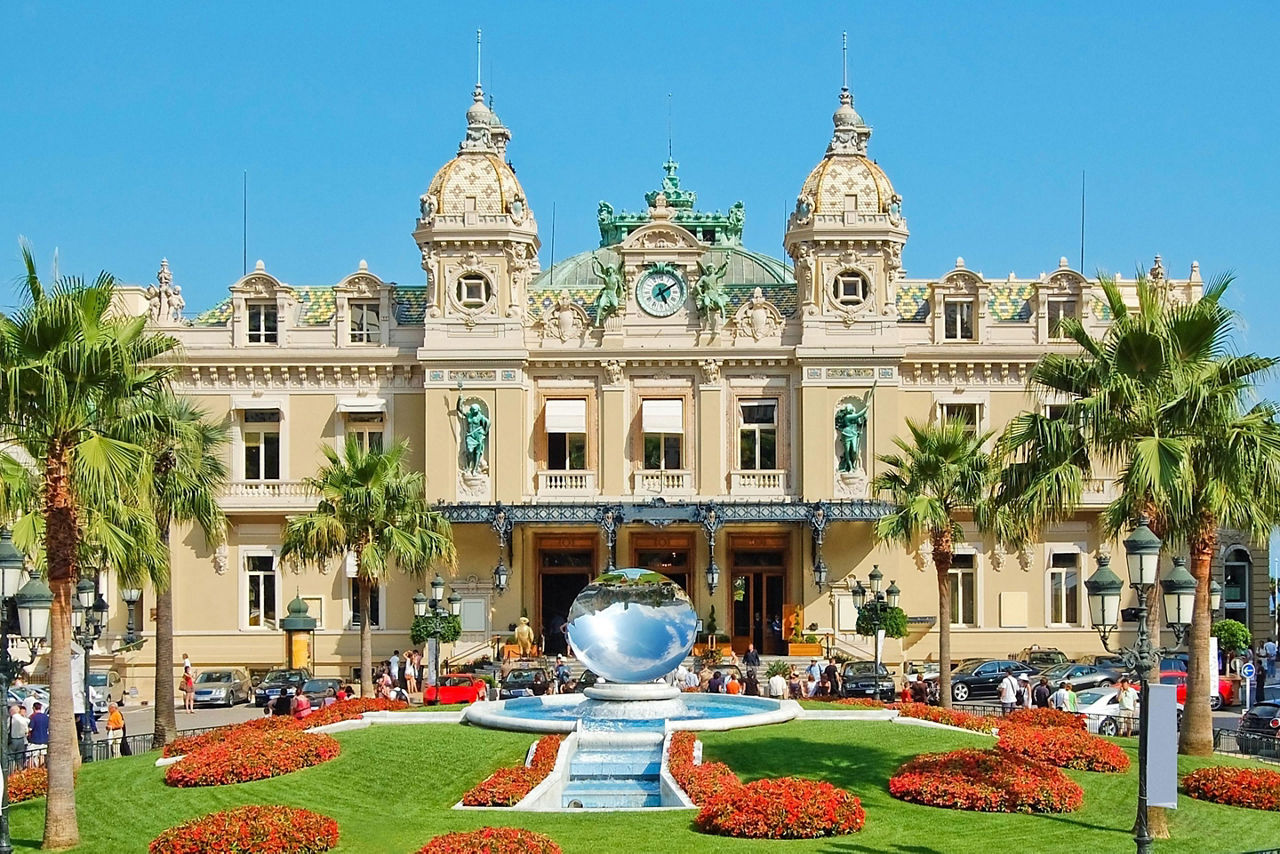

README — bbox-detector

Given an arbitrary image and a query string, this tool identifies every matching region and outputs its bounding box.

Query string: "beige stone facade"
[97,81,1271,703]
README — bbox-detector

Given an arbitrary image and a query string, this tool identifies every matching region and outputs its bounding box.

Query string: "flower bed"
[835,698,889,709]
[461,734,562,806]
[149,805,339,854]
[696,777,866,838]
[163,715,297,758]
[891,702,999,734]
[164,728,340,787]
[889,748,1084,813]
[1004,707,1087,731]
[1183,766,1280,811]
[997,724,1129,772]
[302,697,409,728]
[6,767,50,803]
[668,733,742,804]
[417,827,562,853]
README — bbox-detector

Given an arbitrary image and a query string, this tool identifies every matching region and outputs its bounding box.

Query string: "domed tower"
[413,79,539,333]
[784,84,907,325]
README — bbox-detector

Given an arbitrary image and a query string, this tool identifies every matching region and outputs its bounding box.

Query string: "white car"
[1075,687,1182,736]
[88,670,125,715]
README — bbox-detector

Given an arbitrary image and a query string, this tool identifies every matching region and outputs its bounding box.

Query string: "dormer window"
[833,270,869,306]
[456,273,492,308]
[247,303,278,344]
[349,302,380,344]
[943,299,975,341]
[1047,298,1077,339]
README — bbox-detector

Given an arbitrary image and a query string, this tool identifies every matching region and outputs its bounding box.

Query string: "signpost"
[1243,662,1256,710]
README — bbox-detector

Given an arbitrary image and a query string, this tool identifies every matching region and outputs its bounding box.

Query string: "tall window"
[247,303,278,344]
[350,579,381,628]
[347,412,384,453]
[943,299,975,340]
[738,399,778,470]
[941,403,980,436]
[456,273,491,308]
[832,270,869,306]
[641,399,684,470]
[1049,552,1081,625]
[1047,298,1077,339]
[243,410,280,480]
[246,555,277,629]
[1224,547,1250,625]
[950,552,977,626]
[545,399,587,471]
[349,302,380,344]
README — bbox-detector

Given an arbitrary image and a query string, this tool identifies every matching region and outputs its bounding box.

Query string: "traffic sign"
[1243,662,1257,679]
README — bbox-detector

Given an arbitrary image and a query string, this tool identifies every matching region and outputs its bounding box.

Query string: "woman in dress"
[181,667,196,714]
[404,653,418,695]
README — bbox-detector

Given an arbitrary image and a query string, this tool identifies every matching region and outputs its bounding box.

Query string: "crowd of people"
[671,649,849,700]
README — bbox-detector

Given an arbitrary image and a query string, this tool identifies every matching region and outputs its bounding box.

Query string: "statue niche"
[731,286,783,343]
[539,289,589,343]
[834,381,876,499]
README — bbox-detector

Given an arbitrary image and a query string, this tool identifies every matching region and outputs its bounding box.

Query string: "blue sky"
[2,2,1278,387]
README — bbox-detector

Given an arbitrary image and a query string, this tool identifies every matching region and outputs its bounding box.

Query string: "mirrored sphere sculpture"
[566,567,698,684]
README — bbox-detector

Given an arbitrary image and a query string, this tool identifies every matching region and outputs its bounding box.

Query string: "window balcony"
[729,469,789,496]
[1080,478,1119,506]
[535,470,598,498]
[632,469,693,496]
[222,480,318,512]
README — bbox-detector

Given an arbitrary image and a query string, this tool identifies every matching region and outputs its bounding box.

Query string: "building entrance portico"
[536,535,595,656]
[730,535,789,655]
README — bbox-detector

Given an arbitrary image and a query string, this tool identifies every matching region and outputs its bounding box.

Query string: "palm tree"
[0,243,178,849]
[872,418,996,708]
[129,395,227,749]
[996,273,1280,756]
[281,438,454,697]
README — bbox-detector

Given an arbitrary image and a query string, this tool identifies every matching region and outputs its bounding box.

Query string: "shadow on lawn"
[702,733,917,794]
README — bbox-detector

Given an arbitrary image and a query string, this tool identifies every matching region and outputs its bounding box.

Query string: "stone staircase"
[560,730,664,809]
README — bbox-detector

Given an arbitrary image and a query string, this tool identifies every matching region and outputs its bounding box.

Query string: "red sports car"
[423,673,488,705]
[1158,670,1234,710]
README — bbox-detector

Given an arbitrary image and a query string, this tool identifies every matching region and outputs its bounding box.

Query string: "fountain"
[461,568,799,808]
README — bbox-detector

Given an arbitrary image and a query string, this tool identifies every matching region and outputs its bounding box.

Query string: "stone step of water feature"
[561,735,665,809]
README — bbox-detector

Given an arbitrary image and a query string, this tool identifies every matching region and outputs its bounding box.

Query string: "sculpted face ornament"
[565,567,698,684]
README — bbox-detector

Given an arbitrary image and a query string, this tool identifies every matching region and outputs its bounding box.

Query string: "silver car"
[193,669,252,707]
[89,670,124,715]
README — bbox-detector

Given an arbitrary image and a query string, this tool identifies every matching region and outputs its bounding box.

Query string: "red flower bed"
[163,715,297,757]
[164,728,340,787]
[1005,707,1087,731]
[997,724,1129,772]
[149,805,339,854]
[1183,766,1280,811]
[696,777,866,839]
[302,697,409,728]
[667,732,742,804]
[835,698,888,709]
[6,767,50,803]
[889,749,1084,813]
[890,702,1000,734]
[461,735,563,807]
[417,827,562,854]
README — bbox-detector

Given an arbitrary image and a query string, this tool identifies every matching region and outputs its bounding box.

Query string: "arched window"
[455,272,492,308]
[1224,546,1251,626]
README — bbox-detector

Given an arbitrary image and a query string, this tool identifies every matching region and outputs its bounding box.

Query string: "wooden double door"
[730,537,788,655]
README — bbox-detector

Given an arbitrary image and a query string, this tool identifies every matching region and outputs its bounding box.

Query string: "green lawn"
[9,720,1280,853]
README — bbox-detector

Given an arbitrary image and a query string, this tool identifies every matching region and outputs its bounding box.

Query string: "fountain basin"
[461,692,799,733]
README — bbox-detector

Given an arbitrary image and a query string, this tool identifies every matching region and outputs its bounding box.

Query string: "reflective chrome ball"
[565,567,698,684]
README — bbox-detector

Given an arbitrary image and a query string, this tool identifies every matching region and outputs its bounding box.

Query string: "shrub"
[889,748,1084,813]
[164,728,340,787]
[149,805,339,854]
[461,735,562,806]
[997,723,1129,772]
[6,767,50,803]
[1005,707,1087,731]
[1211,619,1252,655]
[302,697,409,728]
[163,715,297,757]
[1183,766,1280,811]
[417,827,562,854]
[890,702,999,734]
[696,777,865,838]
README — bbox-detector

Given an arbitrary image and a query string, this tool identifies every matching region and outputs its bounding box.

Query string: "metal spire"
[476,28,482,89]
[842,31,848,92]
[666,92,673,158]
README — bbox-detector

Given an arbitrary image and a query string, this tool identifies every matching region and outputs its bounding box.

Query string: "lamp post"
[72,577,109,763]
[119,585,142,647]
[0,529,52,854]
[850,564,900,702]
[416,580,461,706]
[1084,518,1195,854]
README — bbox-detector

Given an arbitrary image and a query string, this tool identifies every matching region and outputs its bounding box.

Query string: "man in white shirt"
[1116,677,1139,736]
[1264,638,1277,682]
[684,666,700,692]
[998,668,1020,715]
[807,658,822,681]
[768,670,787,698]
[6,705,29,773]
[389,651,401,688]
[1049,681,1071,711]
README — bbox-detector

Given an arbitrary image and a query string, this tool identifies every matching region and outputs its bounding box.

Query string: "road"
[90,701,262,744]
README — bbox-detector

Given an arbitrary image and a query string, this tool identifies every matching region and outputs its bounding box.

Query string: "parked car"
[1237,701,1280,756]
[840,661,896,702]
[9,684,50,711]
[572,670,600,692]
[254,668,311,707]
[928,659,1036,703]
[1036,662,1123,692]
[1011,646,1068,670]
[89,669,124,715]
[499,667,553,699]
[1077,654,1127,670]
[424,673,488,705]
[300,677,343,703]
[1158,670,1233,710]
[1076,687,1183,736]
[902,660,940,680]
[193,669,252,707]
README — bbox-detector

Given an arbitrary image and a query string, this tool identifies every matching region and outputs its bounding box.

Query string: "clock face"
[637,271,686,317]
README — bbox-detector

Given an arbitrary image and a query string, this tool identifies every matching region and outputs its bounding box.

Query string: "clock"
[637,270,686,317]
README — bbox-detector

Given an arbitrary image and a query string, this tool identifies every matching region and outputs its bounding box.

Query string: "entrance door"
[730,541,787,655]
[537,535,595,656]
[631,532,692,594]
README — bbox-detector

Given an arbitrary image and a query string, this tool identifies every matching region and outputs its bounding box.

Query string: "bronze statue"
[514,616,535,658]
[694,258,731,321]
[455,392,490,474]
[835,381,876,472]
[591,253,625,325]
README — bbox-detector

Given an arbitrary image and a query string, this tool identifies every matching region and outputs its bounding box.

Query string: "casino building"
[102,76,1268,699]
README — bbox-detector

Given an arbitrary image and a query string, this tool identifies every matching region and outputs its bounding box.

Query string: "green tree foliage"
[1211,619,1252,654]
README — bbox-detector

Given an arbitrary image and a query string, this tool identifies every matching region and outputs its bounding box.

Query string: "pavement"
[90,702,263,743]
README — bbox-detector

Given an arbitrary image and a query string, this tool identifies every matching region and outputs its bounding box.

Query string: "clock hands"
[654,283,674,302]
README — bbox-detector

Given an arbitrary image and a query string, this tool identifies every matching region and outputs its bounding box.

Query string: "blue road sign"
[1243,662,1256,679]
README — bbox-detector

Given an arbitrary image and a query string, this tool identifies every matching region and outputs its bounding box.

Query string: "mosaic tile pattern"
[394,287,429,324]
[895,283,929,322]
[1091,297,1114,321]
[296,287,336,326]
[988,283,1034,322]
[192,299,232,327]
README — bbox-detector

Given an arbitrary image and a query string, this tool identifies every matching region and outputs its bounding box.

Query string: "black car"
[572,670,599,692]
[933,658,1036,703]
[301,677,343,702]
[839,661,895,702]
[499,667,553,699]
[1238,701,1280,756]
[253,668,311,707]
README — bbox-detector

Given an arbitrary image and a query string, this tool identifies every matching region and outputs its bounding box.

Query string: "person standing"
[1032,676,1053,708]
[1265,637,1278,684]
[389,650,402,690]
[909,674,928,704]
[182,652,191,672]
[1018,674,1033,710]
[181,666,196,715]
[404,654,419,695]
[1116,677,1139,736]
[1064,681,1079,712]
[743,670,760,696]
[105,701,125,758]
[998,668,1020,715]
[555,656,572,693]
[787,667,802,700]
[6,705,29,772]
[1050,681,1070,711]
[823,658,841,696]
[807,658,823,681]
[768,668,787,699]
[26,701,49,768]
[743,644,761,668]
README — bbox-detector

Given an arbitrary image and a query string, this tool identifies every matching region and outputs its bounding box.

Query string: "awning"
[230,397,286,412]
[337,397,386,414]
[545,399,587,433]
[642,399,684,434]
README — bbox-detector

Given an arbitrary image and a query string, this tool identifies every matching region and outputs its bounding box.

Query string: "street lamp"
[850,564,897,703]
[448,591,462,617]
[1085,517,1192,854]
[0,529,51,854]
[412,590,429,619]
[72,575,112,763]
[418,580,460,706]
[120,586,143,647]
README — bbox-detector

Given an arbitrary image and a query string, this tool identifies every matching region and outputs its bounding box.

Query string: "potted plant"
[787,624,824,657]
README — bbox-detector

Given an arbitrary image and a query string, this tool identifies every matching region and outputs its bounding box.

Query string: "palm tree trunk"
[359,577,374,698]
[933,530,954,709]
[1179,520,1217,755]
[152,522,176,748]
[43,446,81,849]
